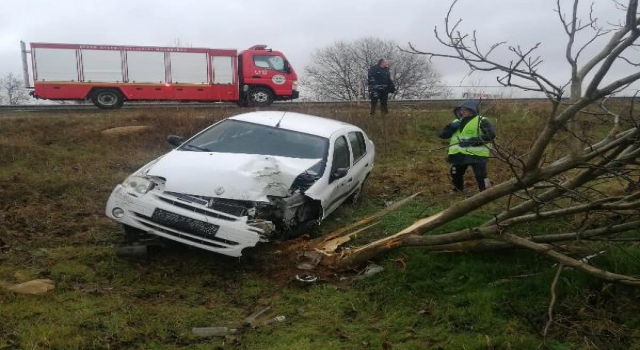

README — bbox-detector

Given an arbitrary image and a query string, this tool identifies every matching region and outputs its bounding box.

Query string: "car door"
[324,135,355,216]
[347,131,371,187]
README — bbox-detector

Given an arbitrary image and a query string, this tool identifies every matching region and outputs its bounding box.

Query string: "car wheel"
[348,179,366,205]
[123,225,148,243]
[276,220,317,240]
[92,89,124,109]
[247,87,274,107]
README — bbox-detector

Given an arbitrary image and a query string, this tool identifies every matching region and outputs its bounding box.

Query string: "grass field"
[1,102,639,349]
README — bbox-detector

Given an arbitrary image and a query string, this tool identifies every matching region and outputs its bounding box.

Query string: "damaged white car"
[106,111,375,257]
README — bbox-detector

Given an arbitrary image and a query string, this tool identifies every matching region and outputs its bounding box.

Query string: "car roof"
[229,111,356,138]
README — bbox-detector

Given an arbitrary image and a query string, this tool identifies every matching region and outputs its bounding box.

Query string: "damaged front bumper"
[106,184,271,257]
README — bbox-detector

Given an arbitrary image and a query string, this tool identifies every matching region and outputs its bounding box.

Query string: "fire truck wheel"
[92,89,124,109]
[247,87,274,107]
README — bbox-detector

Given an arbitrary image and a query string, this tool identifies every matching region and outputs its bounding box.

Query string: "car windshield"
[179,120,329,159]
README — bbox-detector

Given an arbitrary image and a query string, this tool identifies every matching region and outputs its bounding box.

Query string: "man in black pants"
[438,100,497,192]
[367,59,395,116]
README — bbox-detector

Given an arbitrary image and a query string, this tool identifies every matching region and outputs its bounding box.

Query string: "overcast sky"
[0,0,637,98]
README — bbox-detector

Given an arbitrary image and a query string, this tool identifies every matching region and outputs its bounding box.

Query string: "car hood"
[146,150,322,202]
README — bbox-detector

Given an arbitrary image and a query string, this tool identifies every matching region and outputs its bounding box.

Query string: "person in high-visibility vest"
[438,100,496,192]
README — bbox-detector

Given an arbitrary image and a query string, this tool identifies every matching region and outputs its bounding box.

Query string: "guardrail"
[0,97,634,113]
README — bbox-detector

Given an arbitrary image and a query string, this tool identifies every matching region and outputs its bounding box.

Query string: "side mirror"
[284,60,291,74]
[331,167,349,181]
[167,135,184,147]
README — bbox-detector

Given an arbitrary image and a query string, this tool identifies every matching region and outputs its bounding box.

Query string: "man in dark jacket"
[367,59,396,116]
[438,100,497,192]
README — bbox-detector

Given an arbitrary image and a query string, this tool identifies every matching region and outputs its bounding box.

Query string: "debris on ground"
[243,306,272,327]
[296,251,322,270]
[295,273,318,284]
[6,279,55,295]
[263,315,286,325]
[71,283,115,295]
[392,257,407,272]
[192,326,237,337]
[355,263,384,279]
[193,308,285,338]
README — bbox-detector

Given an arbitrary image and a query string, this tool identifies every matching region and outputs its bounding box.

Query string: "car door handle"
[347,178,353,182]
[365,163,369,167]
[252,75,261,78]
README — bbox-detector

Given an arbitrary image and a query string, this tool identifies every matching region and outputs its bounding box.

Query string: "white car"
[106,111,375,257]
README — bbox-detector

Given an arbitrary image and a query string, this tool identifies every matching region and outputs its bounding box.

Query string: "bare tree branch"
[543,264,564,340]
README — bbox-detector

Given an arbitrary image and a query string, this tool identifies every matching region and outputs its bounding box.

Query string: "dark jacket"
[438,100,497,164]
[367,64,395,93]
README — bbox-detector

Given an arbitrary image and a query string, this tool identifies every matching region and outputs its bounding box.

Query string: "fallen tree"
[304,0,640,287]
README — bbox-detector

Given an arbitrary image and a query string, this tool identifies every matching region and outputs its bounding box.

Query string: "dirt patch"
[247,238,357,287]
[101,125,152,136]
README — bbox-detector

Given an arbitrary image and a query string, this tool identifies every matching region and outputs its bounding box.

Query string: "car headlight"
[123,176,153,195]
[292,81,298,91]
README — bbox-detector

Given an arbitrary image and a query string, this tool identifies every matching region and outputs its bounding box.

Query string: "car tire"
[348,179,367,205]
[92,89,124,109]
[247,87,274,107]
[123,225,148,243]
[276,220,317,240]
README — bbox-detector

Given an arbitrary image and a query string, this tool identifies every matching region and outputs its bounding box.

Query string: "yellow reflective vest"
[448,116,492,158]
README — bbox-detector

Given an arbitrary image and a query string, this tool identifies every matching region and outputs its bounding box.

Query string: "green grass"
[5,231,634,349]
[1,104,639,349]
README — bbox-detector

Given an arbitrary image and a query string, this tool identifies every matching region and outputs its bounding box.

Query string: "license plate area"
[151,208,220,238]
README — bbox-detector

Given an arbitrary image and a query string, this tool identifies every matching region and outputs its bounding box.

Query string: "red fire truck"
[20,41,299,109]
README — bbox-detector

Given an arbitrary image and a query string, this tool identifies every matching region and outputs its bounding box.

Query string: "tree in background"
[0,73,30,105]
[303,37,444,101]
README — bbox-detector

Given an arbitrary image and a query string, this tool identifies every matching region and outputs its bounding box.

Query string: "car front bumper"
[106,185,262,257]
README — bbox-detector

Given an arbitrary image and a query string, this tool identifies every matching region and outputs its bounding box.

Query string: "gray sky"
[1,0,637,98]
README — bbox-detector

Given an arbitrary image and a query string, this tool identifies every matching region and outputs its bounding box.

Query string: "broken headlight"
[123,176,153,195]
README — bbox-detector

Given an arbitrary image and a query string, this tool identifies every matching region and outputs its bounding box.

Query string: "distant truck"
[20,41,299,108]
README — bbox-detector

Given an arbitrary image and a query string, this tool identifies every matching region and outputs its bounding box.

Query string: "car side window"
[348,132,367,163]
[332,136,351,171]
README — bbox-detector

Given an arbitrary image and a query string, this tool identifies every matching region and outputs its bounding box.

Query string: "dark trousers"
[370,90,389,115]
[450,163,488,191]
